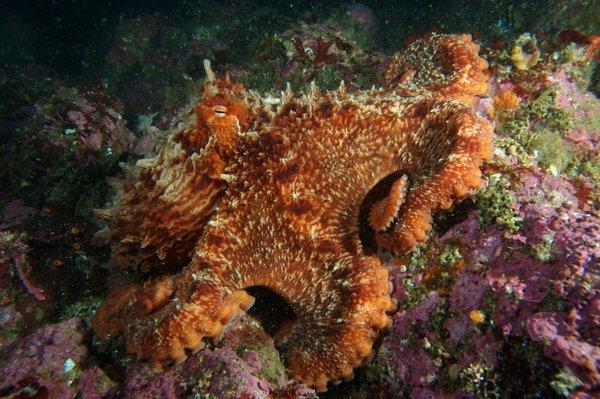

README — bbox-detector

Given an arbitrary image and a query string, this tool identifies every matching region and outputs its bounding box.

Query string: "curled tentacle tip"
[369,174,409,232]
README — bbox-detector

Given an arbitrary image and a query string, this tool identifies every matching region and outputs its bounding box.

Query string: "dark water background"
[0,0,587,78]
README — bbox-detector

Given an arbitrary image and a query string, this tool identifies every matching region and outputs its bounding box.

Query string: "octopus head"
[186,60,253,154]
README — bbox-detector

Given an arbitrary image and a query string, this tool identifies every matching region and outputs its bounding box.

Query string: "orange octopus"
[93,34,493,391]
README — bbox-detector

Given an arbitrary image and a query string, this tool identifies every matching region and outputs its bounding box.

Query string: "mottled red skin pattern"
[93,34,493,391]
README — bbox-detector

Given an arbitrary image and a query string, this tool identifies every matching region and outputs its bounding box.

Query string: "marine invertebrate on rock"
[511,33,541,71]
[94,69,251,272]
[292,36,335,65]
[93,34,492,391]
[374,167,600,398]
[1,231,46,300]
[558,29,600,61]
[264,22,383,93]
[493,89,520,114]
[122,315,316,398]
[369,174,409,232]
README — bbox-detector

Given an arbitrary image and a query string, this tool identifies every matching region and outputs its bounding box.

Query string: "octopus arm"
[96,132,229,272]
[385,33,490,105]
[95,69,256,272]
[95,235,396,392]
[374,99,493,253]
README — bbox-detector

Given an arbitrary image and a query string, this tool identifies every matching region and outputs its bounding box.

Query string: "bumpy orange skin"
[93,34,493,392]
[385,33,490,105]
[93,77,253,272]
[369,175,409,232]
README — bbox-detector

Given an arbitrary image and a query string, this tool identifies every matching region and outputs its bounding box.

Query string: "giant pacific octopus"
[92,34,493,391]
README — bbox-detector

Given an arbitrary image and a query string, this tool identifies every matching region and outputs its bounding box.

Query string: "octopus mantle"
[93,34,493,391]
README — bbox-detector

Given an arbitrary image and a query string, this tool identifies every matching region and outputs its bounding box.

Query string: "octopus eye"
[213,105,227,118]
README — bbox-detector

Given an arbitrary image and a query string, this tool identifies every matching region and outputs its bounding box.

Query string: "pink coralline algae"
[551,70,600,153]
[0,230,46,301]
[122,315,316,399]
[0,305,23,351]
[0,314,314,399]
[124,349,280,399]
[77,366,117,399]
[55,89,137,155]
[378,167,599,397]
[0,318,107,399]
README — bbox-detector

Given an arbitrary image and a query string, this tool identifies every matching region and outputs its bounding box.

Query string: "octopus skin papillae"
[92,34,493,391]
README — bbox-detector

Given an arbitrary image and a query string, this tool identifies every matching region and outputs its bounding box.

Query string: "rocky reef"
[0,1,599,398]
[372,166,599,398]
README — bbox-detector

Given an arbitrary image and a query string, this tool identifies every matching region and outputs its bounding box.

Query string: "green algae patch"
[496,86,600,191]
[61,296,104,327]
[401,276,428,309]
[459,362,501,399]
[255,345,287,385]
[550,368,583,397]
[475,173,522,232]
